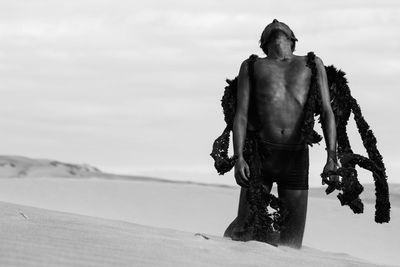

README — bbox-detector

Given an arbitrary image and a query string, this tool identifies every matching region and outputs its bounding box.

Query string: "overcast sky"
[0,0,399,186]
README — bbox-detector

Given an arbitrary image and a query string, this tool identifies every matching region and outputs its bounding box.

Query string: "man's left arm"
[315,56,339,181]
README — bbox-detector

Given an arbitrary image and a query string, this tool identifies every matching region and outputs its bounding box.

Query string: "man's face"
[260,19,297,47]
[265,29,291,46]
[259,19,297,55]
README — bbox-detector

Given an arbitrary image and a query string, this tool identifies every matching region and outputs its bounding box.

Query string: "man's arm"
[315,56,339,181]
[233,59,251,187]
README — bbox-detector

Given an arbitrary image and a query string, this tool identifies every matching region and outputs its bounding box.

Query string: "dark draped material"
[210,52,390,238]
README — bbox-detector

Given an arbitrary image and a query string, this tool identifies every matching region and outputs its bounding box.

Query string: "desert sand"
[1,200,384,267]
[0,156,398,266]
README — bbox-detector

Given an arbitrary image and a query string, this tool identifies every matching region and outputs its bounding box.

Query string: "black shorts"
[256,139,309,190]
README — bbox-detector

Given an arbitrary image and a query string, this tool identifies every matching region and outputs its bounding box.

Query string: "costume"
[210,52,390,242]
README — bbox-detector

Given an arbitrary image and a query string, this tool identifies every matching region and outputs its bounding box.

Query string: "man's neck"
[267,44,293,61]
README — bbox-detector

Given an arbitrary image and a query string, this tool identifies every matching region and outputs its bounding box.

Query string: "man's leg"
[224,183,273,240]
[277,187,308,248]
[224,186,250,238]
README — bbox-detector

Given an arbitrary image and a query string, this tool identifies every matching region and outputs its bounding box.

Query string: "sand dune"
[0,155,103,178]
[0,201,385,267]
[0,178,398,266]
[0,155,220,185]
[0,155,398,266]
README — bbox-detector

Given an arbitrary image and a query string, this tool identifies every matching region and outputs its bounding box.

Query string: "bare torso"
[251,55,311,144]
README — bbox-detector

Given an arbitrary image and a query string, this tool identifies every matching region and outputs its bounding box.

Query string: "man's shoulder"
[240,54,259,64]
[293,53,324,61]
[238,54,259,73]
[300,53,324,64]
[295,54,321,62]
[292,54,326,71]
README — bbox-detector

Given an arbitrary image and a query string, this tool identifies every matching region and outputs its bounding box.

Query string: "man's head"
[259,19,298,55]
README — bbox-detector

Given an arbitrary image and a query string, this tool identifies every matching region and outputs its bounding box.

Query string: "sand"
[0,200,386,267]
[0,177,398,266]
[0,155,397,266]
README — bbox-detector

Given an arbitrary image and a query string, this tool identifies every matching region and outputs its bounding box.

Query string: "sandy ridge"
[0,201,385,267]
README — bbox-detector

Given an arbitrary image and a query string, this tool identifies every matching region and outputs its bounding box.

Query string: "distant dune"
[0,155,103,178]
[1,154,398,205]
[0,155,239,187]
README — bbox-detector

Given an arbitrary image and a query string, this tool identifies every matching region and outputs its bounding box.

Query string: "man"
[224,19,338,248]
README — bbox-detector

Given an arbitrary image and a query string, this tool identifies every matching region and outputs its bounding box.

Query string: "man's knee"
[278,188,308,222]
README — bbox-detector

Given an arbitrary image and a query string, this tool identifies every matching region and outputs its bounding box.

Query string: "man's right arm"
[233,59,251,187]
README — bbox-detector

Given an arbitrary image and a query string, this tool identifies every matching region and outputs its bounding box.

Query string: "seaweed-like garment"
[210,52,390,224]
[321,64,390,223]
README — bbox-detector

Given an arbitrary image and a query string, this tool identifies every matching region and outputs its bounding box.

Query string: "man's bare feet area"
[224,216,281,247]
[223,217,252,241]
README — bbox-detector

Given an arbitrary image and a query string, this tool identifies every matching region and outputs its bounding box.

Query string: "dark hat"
[260,19,298,48]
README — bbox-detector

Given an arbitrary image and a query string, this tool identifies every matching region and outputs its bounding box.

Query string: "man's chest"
[253,59,312,103]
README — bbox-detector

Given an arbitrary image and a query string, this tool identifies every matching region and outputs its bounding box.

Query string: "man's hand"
[234,157,250,188]
[322,159,340,194]
[322,159,340,185]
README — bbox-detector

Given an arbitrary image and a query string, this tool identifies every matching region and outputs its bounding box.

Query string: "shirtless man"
[224,19,338,248]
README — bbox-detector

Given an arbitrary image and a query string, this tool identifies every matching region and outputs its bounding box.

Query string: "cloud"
[0,0,399,183]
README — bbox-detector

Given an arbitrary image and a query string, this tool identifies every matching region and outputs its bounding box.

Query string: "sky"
[0,0,399,187]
